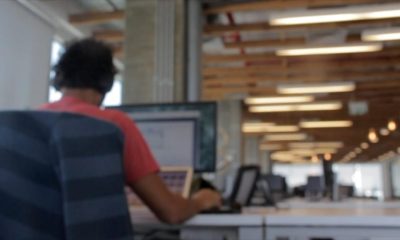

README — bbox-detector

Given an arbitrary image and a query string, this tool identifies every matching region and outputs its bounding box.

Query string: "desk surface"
[277,198,400,209]
[130,200,400,228]
[245,200,400,227]
[130,207,264,227]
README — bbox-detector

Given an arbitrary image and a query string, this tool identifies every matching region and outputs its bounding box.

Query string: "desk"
[130,207,264,240]
[249,202,400,240]
[130,200,400,240]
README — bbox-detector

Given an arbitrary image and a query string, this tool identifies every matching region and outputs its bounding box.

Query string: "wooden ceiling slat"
[204,18,400,36]
[69,10,125,26]
[204,0,395,15]
[203,93,400,104]
[93,30,125,42]
[203,48,400,64]
[204,58,400,77]
[224,37,306,49]
[243,106,400,127]
[202,83,400,100]
[203,70,400,86]
[224,34,361,49]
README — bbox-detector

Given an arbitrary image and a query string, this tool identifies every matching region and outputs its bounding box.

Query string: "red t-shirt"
[40,96,160,184]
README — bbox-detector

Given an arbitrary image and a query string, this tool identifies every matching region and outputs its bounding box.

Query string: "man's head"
[53,38,116,96]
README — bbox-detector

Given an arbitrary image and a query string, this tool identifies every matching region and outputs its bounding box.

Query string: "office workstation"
[2,0,400,240]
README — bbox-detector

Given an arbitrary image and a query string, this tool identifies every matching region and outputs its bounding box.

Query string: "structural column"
[260,150,272,174]
[123,0,184,104]
[186,0,202,102]
[244,136,261,166]
[214,100,242,193]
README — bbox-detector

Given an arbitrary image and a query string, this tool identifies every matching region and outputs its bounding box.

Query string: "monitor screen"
[111,102,217,172]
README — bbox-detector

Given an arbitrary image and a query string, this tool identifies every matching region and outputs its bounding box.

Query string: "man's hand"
[192,189,222,211]
[131,174,222,224]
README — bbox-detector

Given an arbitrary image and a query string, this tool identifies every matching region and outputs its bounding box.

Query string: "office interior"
[2,0,400,239]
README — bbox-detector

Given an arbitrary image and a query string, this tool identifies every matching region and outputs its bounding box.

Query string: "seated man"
[40,38,221,224]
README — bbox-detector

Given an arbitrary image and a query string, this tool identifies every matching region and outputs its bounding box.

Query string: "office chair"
[0,111,133,240]
[305,176,326,201]
[265,174,287,202]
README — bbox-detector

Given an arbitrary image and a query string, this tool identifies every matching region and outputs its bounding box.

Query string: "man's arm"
[130,173,221,224]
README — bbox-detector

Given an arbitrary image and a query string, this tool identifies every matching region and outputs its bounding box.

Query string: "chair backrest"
[265,174,286,193]
[0,111,133,240]
[306,175,325,193]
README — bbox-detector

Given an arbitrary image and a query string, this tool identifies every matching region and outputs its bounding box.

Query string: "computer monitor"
[230,165,260,206]
[112,102,217,172]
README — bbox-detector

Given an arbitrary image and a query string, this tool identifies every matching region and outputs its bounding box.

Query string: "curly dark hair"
[53,38,116,95]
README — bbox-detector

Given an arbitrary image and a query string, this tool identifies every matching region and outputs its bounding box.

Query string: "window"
[48,40,122,106]
[48,40,63,102]
[273,163,323,188]
[274,162,384,199]
[103,76,122,106]
[334,163,383,199]
[391,158,400,198]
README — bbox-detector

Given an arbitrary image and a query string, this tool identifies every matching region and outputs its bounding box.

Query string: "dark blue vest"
[0,111,133,240]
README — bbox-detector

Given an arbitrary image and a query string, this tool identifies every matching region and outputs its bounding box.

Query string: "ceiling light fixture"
[360,142,369,150]
[388,119,397,131]
[290,148,338,155]
[362,27,400,42]
[249,102,342,113]
[276,43,382,56]
[243,123,275,127]
[311,155,319,163]
[300,120,353,128]
[289,142,344,148]
[245,95,315,105]
[277,82,355,94]
[269,3,400,26]
[242,123,275,131]
[324,153,332,161]
[261,125,300,132]
[264,133,308,141]
[379,128,390,136]
[355,147,362,154]
[368,128,379,143]
[243,125,300,133]
[271,151,308,162]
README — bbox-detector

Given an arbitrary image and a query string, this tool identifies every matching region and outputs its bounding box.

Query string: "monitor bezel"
[108,102,217,173]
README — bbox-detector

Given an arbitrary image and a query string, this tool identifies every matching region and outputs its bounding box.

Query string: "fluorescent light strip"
[243,123,275,128]
[249,102,342,113]
[242,122,275,133]
[363,27,400,42]
[271,151,308,162]
[243,125,299,133]
[300,120,353,128]
[245,95,315,105]
[276,43,382,56]
[270,3,400,26]
[278,82,355,94]
[289,142,344,148]
[290,148,338,156]
[264,133,308,141]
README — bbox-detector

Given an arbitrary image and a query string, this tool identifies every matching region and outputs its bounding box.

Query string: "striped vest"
[0,111,133,240]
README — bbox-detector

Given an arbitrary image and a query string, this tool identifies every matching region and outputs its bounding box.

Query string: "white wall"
[273,163,323,188]
[0,0,53,109]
